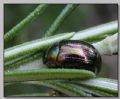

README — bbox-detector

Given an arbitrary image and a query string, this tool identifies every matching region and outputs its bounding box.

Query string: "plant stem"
[4,4,48,43]
[71,20,118,43]
[92,33,118,55]
[5,69,95,82]
[44,4,78,37]
[5,32,74,62]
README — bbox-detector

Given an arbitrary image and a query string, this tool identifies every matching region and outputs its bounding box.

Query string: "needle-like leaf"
[5,69,95,82]
[4,4,48,43]
[71,77,118,95]
[71,20,118,43]
[44,4,78,37]
[5,32,74,62]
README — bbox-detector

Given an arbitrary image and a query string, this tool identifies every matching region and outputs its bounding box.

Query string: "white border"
[2,0,120,3]
[0,0,119,99]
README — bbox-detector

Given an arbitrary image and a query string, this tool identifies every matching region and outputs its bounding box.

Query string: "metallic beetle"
[43,40,101,74]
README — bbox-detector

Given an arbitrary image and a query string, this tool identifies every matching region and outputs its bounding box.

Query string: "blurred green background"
[4,4,118,79]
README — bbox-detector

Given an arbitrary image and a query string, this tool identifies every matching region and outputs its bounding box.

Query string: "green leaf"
[44,4,78,37]
[5,32,74,62]
[78,84,117,96]
[4,4,48,43]
[71,20,118,43]
[5,51,42,70]
[5,69,95,82]
[72,77,118,95]
[73,84,116,96]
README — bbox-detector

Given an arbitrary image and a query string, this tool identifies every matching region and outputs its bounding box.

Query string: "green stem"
[4,4,48,43]
[71,20,118,43]
[44,4,78,37]
[5,69,95,82]
[5,32,74,62]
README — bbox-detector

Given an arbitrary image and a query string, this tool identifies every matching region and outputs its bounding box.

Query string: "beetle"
[43,40,101,74]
